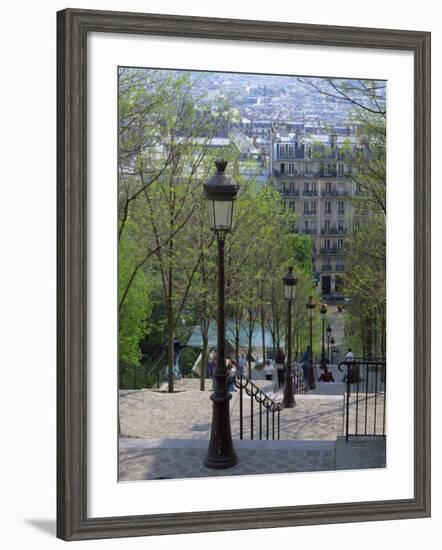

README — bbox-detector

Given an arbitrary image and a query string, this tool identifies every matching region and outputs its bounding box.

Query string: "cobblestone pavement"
[119,439,336,481]
[119,374,386,481]
[119,380,344,441]
[118,437,386,481]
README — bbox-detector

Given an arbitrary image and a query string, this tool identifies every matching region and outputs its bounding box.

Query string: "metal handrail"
[233,375,282,441]
[338,359,386,441]
[144,350,167,389]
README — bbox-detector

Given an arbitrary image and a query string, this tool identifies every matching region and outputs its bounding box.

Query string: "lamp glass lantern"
[204,160,239,236]
[320,303,328,316]
[306,295,316,318]
[283,266,298,301]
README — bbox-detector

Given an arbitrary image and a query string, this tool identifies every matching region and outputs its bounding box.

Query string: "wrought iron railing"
[233,375,282,441]
[146,350,167,389]
[119,350,166,390]
[294,365,309,394]
[338,359,386,441]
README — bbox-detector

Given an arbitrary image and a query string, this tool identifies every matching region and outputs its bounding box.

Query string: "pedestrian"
[319,365,335,382]
[301,346,311,385]
[227,360,237,392]
[238,352,246,377]
[275,348,285,388]
[173,338,183,379]
[343,348,357,383]
[263,359,275,381]
[207,349,216,378]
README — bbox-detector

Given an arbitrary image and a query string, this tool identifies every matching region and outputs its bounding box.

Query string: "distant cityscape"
[123,69,385,297]
[170,70,384,297]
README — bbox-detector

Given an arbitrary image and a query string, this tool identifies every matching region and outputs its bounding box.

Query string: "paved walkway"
[118,437,385,481]
[119,439,336,480]
[119,380,344,441]
[119,375,386,481]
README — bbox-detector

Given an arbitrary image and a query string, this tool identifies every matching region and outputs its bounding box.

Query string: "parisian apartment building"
[270,127,365,297]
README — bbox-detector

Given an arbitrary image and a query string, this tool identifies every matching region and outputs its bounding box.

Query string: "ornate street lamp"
[282,266,298,408]
[203,160,239,469]
[326,324,332,363]
[306,296,316,389]
[320,303,328,369]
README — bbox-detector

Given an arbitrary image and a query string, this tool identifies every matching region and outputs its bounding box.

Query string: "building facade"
[270,129,364,297]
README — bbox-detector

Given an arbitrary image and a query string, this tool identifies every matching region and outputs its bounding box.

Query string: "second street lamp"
[326,324,332,363]
[320,303,328,369]
[204,159,238,469]
[282,266,297,408]
[306,296,317,389]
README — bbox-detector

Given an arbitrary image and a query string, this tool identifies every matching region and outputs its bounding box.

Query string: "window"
[289,182,296,193]
[325,219,330,230]
[325,182,332,193]
[289,163,294,174]
[337,239,344,249]
[289,145,294,157]
[324,239,330,250]
[280,163,285,175]
[338,200,345,214]
[280,182,286,193]
[303,201,309,213]
[338,220,344,230]
[289,200,296,211]
[338,164,345,176]
[307,146,312,158]
[325,201,332,214]
[305,162,311,174]
[311,201,317,213]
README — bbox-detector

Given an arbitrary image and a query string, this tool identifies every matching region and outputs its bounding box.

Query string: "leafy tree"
[118,229,153,367]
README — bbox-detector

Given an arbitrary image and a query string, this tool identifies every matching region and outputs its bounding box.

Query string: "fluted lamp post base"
[204,389,238,469]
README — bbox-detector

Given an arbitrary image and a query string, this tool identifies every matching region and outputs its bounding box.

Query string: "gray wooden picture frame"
[57,8,431,541]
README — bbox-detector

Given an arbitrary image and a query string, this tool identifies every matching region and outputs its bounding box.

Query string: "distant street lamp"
[306,296,316,389]
[320,303,328,369]
[282,266,298,408]
[326,324,332,363]
[204,159,238,469]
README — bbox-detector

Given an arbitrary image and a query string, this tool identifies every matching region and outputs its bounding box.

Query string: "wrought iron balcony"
[303,210,318,216]
[302,190,318,196]
[321,227,348,235]
[322,265,333,272]
[320,247,342,254]
[301,228,317,235]
[280,190,300,196]
[336,265,345,272]
[321,189,349,196]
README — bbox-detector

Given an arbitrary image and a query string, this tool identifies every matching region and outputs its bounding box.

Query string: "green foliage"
[284,234,314,276]
[118,233,153,366]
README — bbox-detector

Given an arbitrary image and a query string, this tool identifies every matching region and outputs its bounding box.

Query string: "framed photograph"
[57,8,431,541]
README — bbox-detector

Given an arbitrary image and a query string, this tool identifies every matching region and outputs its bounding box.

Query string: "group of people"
[207,350,248,392]
[170,339,353,388]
